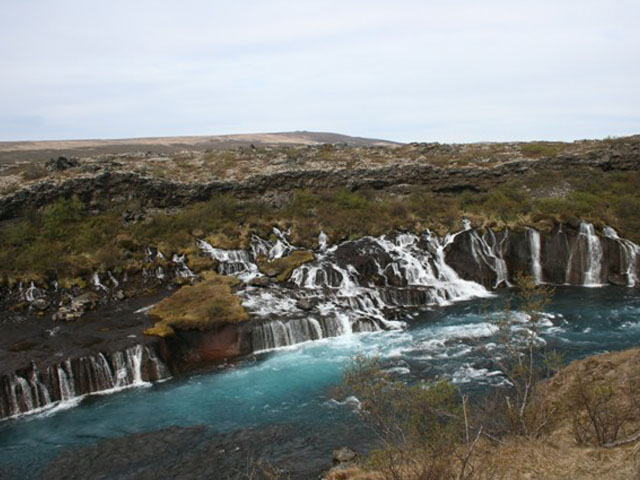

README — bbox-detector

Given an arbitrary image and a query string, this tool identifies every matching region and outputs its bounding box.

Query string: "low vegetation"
[1,161,639,287]
[328,278,640,480]
[145,274,248,336]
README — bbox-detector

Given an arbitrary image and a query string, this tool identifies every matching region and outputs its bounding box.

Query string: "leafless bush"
[488,273,559,437]
[568,372,640,447]
[336,354,483,480]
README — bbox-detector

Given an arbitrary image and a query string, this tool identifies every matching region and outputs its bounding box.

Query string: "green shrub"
[520,142,560,157]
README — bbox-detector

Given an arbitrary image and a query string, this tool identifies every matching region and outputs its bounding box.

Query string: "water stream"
[1,287,639,479]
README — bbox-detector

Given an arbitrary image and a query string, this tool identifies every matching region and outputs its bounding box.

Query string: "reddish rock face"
[159,324,249,371]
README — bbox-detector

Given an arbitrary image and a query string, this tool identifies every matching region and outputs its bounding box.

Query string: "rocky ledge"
[1,136,639,221]
[1,221,637,420]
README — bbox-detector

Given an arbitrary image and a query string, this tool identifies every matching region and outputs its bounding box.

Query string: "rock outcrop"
[1,138,639,220]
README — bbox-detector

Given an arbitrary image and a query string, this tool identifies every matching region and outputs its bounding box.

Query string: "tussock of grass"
[143,322,175,337]
[145,274,248,336]
[257,250,314,282]
[520,141,565,157]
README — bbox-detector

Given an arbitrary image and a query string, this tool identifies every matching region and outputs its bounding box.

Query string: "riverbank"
[1,287,639,479]
[327,346,640,480]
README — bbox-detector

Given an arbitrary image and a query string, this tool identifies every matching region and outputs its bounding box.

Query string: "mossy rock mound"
[144,274,248,337]
[186,254,219,274]
[257,250,314,282]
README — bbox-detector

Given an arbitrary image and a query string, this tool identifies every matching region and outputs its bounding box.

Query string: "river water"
[1,286,639,479]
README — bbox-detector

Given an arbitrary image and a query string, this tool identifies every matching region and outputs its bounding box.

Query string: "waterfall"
[28,367,50,408]
[108,271,120,288]
[148,348,171,380]
[156,266,165,280]
[1,345,170,421]
[93,272,108,291]
[57,363,75,401]
[570,222,603,286]
[429,231,490,302]
[528,229,543,284]
[603,226,638,286]
[172,254,196,278]
[198,240,259,279]
[126,345,144,385]
[318,231,328,251]
[24,282,45,303]
[240,229,492,352]
[467,230,510,288]
[250,316,358,352]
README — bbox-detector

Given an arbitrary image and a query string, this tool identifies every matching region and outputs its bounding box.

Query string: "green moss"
[257,250,315,282]
[143,322,175,337]
[520,142,563,157]
[145,274,248,336]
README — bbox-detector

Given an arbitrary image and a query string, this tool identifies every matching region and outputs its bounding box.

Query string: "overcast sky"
[1,1,639,143]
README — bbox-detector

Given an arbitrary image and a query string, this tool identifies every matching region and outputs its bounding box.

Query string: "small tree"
[337,354,482,480]
[490,272,558,437]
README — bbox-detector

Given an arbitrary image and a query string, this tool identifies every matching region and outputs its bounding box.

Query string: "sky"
[1,0,639,143]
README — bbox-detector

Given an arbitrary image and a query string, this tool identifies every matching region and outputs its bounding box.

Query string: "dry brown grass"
[323,467,383,480]
[329,349,640,480]
[484,431,640,479]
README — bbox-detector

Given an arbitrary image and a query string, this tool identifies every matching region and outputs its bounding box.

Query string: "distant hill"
[0,131,401,164]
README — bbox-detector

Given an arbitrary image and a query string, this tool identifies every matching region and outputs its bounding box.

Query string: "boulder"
[332,446,358,465]
[31,298,50,311]
[296,298,315,311]
[45,156,78,171]
[320,446,360,479]
[248,276,272,288]
[53,292,100,321]
[71,292,100,312]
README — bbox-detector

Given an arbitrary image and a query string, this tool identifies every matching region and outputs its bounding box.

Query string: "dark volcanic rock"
[2,139,640,221]
[296,298,314,311]
[45,156,79,171]
[332,446,358,464]
[40,423,368,480]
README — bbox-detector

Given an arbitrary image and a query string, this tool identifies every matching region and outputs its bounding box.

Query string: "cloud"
[1,0,639,141]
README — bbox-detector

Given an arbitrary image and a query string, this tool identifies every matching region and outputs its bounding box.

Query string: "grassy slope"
[1,167,638,286]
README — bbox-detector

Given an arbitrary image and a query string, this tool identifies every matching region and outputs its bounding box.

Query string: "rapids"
[1,287,639,479]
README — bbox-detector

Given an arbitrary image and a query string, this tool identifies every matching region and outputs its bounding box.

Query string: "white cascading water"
[24,282,45,303]
[108,271,120,288]
[251,227,295,260]
[217,227,494,352]
[155,266,165,280]
[126,345,144,385]
[92,272,108,291]
[318,230,328,251]
[467,229,511,287]
[528,228,543,284]
[603,226,638,286]
[57,363,75,401]
[172,254,196,279]
[15,377,34,412]
[2,345,169,420]
[568,222,603,286]
[198,240,259,280]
